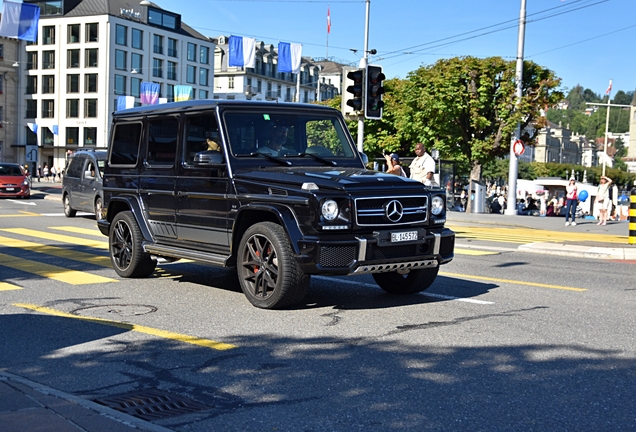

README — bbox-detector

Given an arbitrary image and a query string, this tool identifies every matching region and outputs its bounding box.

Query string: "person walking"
[36,165,42,182]
[564,177,578,226]
[408,143,436,184]
[595,175,612,225]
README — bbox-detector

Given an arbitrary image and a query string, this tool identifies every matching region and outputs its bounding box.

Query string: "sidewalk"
[0,372,171,432]
[448,210,636,260]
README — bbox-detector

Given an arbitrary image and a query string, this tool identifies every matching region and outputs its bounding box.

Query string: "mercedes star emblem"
[384,200,403,222]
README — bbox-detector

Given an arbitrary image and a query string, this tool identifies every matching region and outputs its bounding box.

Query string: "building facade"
[0,37,20,163]
[625,93,636,173]
[11,0,214,171]
[213,36,336,103]
[534,121,584,165]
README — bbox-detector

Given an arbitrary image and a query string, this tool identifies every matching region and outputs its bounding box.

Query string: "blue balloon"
[578,189,588,202]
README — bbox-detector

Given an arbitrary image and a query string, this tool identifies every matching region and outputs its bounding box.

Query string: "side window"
[84,160,96,179]
[147,117,178,166]
[66,156,85,178]
[110,123,142,166]
[183,114,220,164]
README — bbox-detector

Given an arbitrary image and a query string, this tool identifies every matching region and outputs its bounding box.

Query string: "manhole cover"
[71,304,157,318]
[94,389,209,421]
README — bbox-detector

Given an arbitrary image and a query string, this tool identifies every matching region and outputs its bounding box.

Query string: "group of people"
[32,163,62,183]
[383,142,438,186]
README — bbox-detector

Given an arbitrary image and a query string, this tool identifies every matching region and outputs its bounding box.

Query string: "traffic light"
[365,65,385,120]
[341,67,364,120]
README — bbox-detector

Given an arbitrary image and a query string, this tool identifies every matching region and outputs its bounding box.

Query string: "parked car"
[98,100,455,309]
[0,162,30,199]
[62,149,107,220]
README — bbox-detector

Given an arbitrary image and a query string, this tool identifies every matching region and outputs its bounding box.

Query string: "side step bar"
[143,243,229,267]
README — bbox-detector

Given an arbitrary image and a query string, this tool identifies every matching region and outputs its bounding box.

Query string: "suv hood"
[234,167,426,192]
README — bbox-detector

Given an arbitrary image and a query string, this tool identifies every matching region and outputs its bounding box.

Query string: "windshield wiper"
[249,152,292,166]
[298,152,337,166]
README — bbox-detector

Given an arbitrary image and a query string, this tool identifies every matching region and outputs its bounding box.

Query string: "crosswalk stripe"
[0,282,22,291]
[49,226,104,238]
[14,303,237,351]
[0,235,111,267]
[448,225,628,245]
[1,228,108,249]
[454,248,498,256]
[0,252,116,285]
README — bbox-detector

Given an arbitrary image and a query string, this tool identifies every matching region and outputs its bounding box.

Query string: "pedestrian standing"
[595,175,612,225]
[383,153,407,177]
[50,166,57,182]
[408,143,436,184]
[43,164,50,182]
[37,165,42,182]
[564,177,578,226]
[539,193,547,217]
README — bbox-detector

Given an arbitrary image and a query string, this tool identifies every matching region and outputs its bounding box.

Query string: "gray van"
[62,150,107,220]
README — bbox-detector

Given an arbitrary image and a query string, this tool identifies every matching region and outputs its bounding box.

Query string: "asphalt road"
[1,196,635,431]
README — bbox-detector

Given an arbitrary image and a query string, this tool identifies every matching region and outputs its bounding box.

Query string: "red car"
[0,163,31,198]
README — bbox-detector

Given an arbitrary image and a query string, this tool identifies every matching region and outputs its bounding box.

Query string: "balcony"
[244,85,257,96]
[265,91,277,101]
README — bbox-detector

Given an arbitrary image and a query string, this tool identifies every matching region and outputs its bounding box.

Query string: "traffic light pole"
[357,0,371,152]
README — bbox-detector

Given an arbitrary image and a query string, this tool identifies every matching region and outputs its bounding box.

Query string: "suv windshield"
[224,111,356,159]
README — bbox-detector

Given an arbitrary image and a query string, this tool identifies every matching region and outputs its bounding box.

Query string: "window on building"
[168,38,177,57]
[147,8,179,30]
[131,77,141,97]
[26,76,37,94]
[66,127,79,145]
[84,127,97,146]
[304,90,308,103]
[115,24,127,45]
[166,84,174,102]
[115,49,127,70]
[132,28,143,49]
[0,44,3,59]
[200,46,209,64]
[186,65,196,84]
[257,80,262,92]
[42,99,55,118]
[199,89,208,99]
[85,48,98,67]
[187,43,196,62]
[42,75,55,94]
[67,49,80,68]
[66,100,79,118]
[42,128,54,146]
[199,68,209,86]
[68,24,80,43]
[43,26,55,44]
[85,74,98,92]
[84,100,97,118]
[42,51,55,69]
[26,100,37,118]
[277,85,281,98]
[86,23,98,42]
[153,58,163,78]
[131,53,142,73]
[228,77,234,89]
[27,51,37,70]
[166,61,176,80]
[115,75,126,95]
[67,74,79,93]
[286,87,291,101]
[153,35,163,54]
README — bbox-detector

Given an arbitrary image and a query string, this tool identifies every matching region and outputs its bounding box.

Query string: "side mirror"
[359,152,369,166]
[84,170,95,179]
[193,150,224,166]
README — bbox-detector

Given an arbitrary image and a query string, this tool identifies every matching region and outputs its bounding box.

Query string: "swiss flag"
[605,79,612,95]
[327,7,331,34]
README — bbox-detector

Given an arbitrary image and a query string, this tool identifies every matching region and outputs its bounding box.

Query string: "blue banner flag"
[0,1,40,42]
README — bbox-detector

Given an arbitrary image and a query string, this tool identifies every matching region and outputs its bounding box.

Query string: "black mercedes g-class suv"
[98,100,454,309]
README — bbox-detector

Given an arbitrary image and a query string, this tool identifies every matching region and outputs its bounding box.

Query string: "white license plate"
[391,231,418,243]
[5,188,15,191]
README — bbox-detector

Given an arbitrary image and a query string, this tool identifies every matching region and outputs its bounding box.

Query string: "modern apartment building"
[11,0,215,170]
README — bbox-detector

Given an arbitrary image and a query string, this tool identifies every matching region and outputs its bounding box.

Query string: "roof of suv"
[112,100,336,119]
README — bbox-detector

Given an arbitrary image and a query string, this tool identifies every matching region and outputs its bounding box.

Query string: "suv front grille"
[355,196,428,226]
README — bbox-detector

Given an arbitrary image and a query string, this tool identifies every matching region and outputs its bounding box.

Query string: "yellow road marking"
[50,226,104,238]
[0,235,111,267]
[1,228,108,250]
[0,252,116,285]
[0,213,38,218]
[454,248,498,256]
[0,282,22,291]
[13,303,237,351]
[439,271,587,292]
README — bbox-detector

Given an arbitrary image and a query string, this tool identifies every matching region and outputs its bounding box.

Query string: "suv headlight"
[321,199,339,221]
[431,196,444,216]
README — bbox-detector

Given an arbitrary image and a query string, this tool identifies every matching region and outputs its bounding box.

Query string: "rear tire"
[94,197,103,221]
[63,194,76,217]
[109,211,156,278]
[238,222,309,309]
[372,267,439,294]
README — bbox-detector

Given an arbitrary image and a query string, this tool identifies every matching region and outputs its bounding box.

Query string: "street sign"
[513,139,525,156]
[25,145,38,162]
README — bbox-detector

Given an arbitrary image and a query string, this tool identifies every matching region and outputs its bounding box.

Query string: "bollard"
[630,184,636,245]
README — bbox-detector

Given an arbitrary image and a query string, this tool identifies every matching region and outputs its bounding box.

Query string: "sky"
[2,0,634,96]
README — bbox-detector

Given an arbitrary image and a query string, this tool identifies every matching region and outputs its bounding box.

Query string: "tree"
[613,90,633,106]
[399,56,563,185]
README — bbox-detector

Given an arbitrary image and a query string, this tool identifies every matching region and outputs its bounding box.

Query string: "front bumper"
[296,227,455,276]
[0,185,30,198]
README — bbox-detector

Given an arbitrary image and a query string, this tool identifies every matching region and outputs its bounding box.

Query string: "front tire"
[94,197,103,221]
[373,266,439,294]
[238,222,309,309]
[109,211,156,278]
[63,194,76,217]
